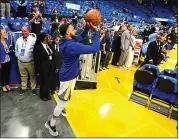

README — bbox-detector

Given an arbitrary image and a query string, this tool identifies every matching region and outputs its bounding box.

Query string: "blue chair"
[8,17,15,24]
[13,23,22,31]
[149,75,178,116]
[160,69,178,79]
[129,64,160,107]
[141,41,150,57]
[1,17,8,24]
[15,17,23,23]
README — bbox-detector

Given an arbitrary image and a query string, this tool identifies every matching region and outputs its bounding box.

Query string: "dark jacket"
[33,43,53,74]
[50,42,63,70]
[146,41,163,65]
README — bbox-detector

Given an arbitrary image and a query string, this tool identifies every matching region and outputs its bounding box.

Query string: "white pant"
[53,79,76,117]
[125,47,134,68]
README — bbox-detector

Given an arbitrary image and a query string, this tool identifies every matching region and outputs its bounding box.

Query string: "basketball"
[84,9,102,26]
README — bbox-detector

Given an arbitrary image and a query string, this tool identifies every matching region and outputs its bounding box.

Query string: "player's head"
[0,28,7,39]
[21,26,30,38]
[59,23,76,39]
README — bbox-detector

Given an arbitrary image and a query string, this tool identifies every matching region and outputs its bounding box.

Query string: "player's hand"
[86,22,98,32]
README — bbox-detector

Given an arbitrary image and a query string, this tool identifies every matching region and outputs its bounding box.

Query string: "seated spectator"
[0,29,12,92]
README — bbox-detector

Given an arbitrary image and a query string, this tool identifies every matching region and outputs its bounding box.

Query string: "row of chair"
[130,64,178,120]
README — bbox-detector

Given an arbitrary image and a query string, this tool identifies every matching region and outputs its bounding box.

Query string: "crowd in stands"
[0,0,178,102]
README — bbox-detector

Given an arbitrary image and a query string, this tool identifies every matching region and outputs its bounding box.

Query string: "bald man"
[15,26,37,95]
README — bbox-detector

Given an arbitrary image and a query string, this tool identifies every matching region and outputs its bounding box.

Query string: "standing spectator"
[33,33,54,101]
[0,29,12,92]
[102,30,115,69]
[53,25,61,38]
[111,27,124,66]
[38,0,45,15]
[100,27,106,70]
[72,10,78,30]
[0,0,10,18]
[28,4,45,36]
[15,26,37,95]
[50,8,60,36]
[119,24,133,69]
[17,0,28,17]
[125,28,136,68]
[50,36,63,93]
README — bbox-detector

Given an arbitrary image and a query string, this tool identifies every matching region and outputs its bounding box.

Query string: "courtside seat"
[149,75,178,117]
[129,64,159,107]
[160,69,178,79]
[144,64,160,78]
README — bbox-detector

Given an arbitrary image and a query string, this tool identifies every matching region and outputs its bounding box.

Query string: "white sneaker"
[45,121,58,137]
[61,109,67,117]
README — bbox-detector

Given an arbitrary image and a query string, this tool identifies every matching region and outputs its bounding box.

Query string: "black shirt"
[72,13,78,24]
[51,16,60,30]
[28,13,42,34]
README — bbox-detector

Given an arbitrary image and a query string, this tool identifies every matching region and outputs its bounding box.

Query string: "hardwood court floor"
[53,45,178,137]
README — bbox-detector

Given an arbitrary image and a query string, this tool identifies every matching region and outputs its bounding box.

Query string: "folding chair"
[149,75,178,117]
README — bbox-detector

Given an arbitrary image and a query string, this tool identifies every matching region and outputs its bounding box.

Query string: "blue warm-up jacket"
[59,27,100,81]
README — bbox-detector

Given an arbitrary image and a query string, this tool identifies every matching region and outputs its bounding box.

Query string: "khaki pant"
[18,60,36,90]
[0,3,10,18]
[80,54,93,79]
[125,47,134,68]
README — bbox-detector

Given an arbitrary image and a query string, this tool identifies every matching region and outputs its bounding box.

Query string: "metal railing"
[7,31,37,47]
[77,51,101,82]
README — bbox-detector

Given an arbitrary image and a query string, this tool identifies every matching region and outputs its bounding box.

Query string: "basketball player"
[45,22,100,136]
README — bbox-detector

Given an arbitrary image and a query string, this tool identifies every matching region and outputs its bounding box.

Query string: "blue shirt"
[0,40,11,63]
[59,27,100,81]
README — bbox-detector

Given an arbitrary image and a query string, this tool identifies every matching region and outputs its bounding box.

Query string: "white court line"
[154,122,175,137]
[119,123,150,137]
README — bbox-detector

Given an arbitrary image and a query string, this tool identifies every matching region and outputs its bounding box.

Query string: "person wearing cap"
[28,4,45,35]
[45,22,100,136]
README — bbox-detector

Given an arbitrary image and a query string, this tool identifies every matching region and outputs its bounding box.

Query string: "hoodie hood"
[59,38,74,51]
